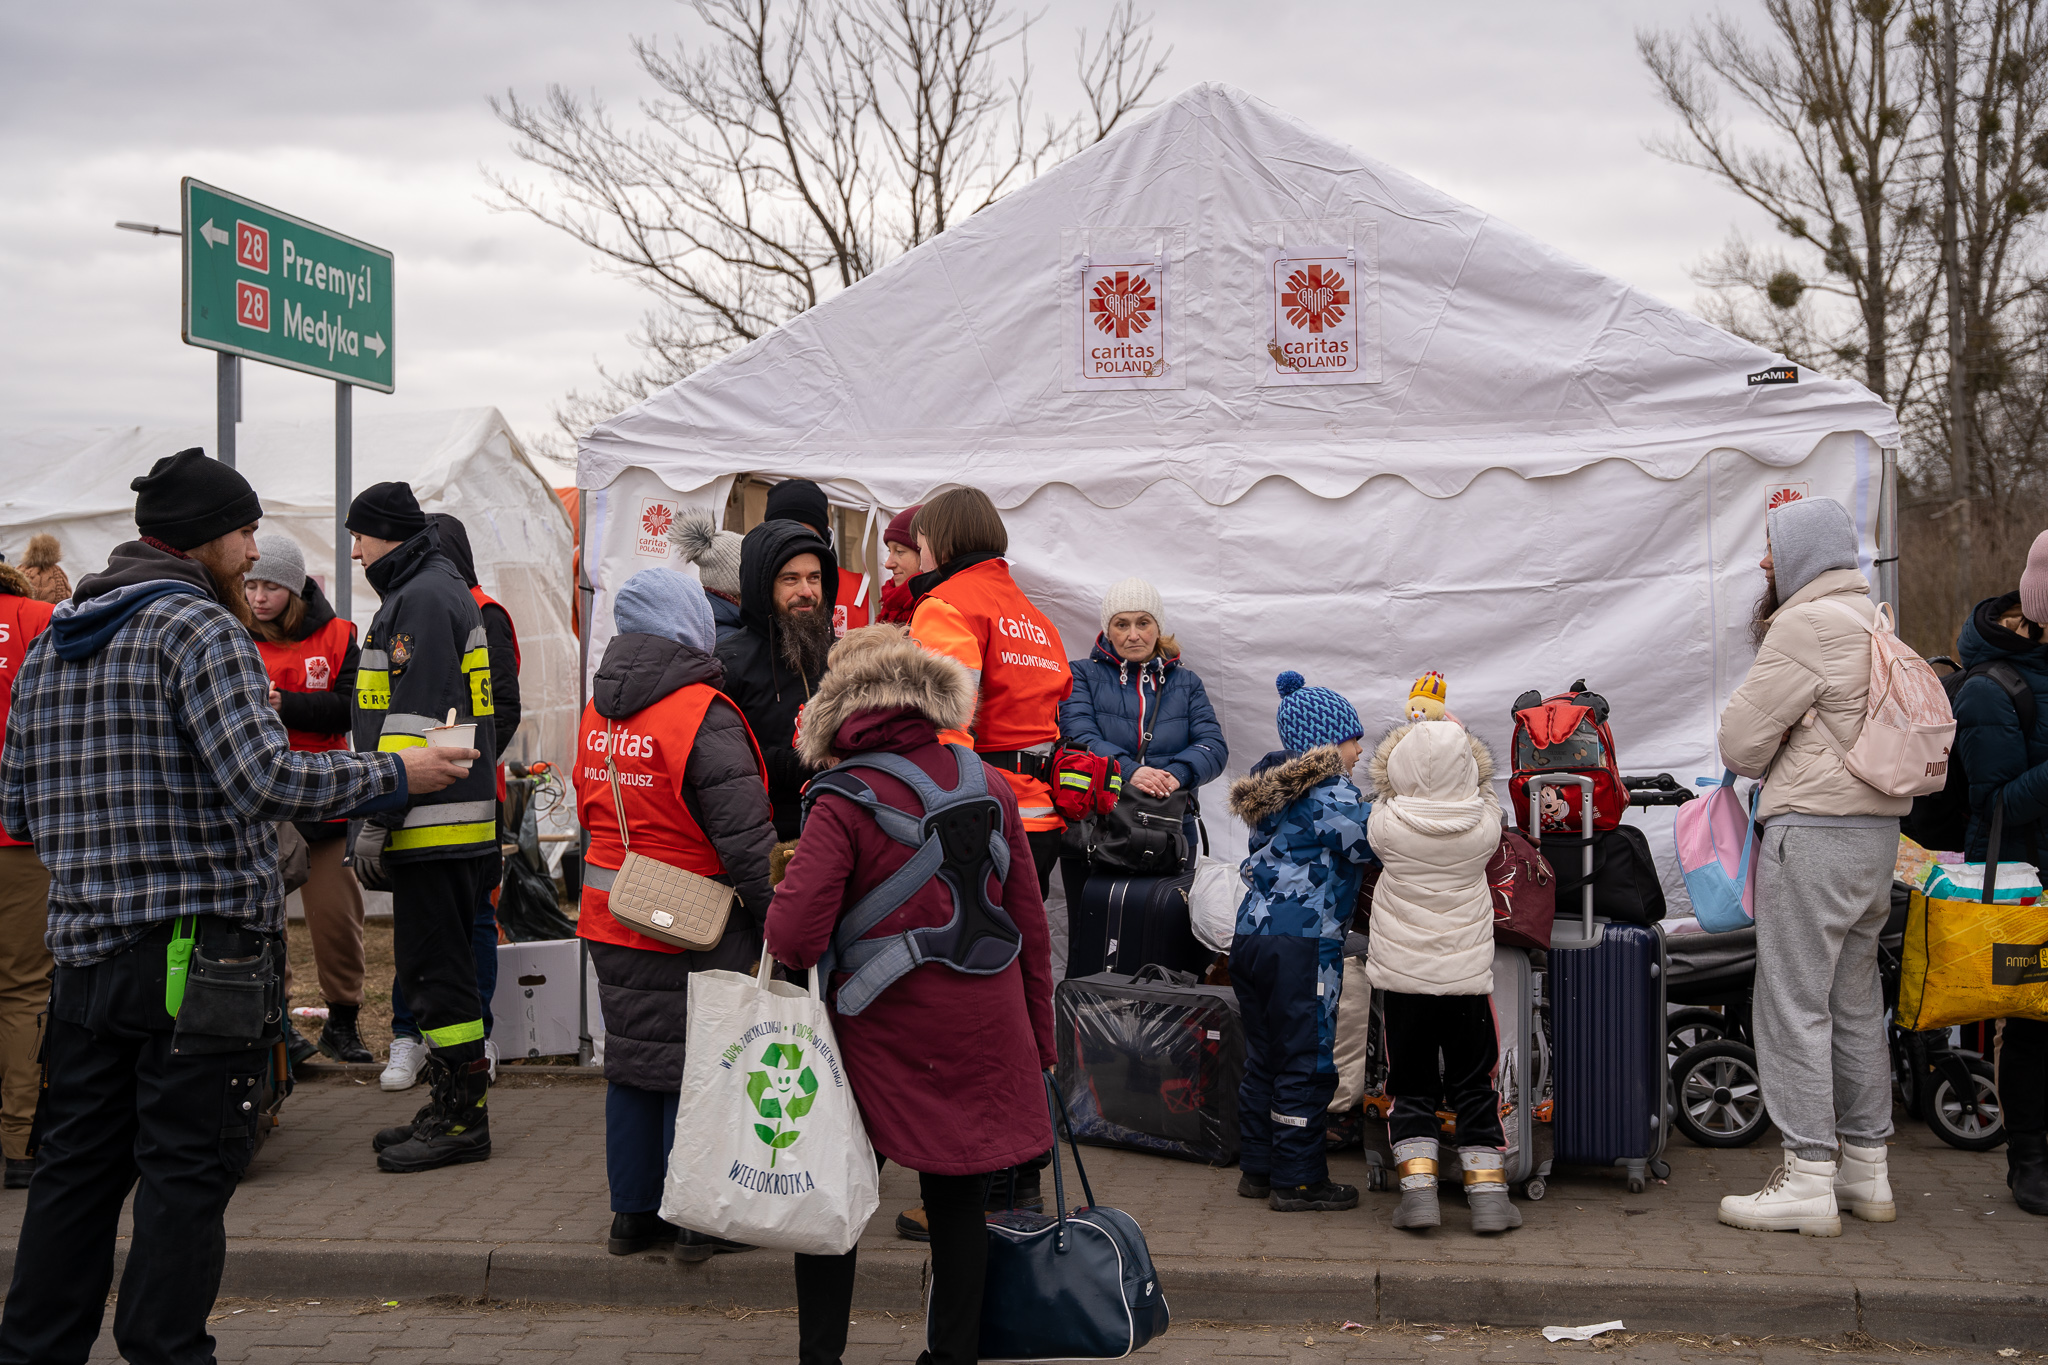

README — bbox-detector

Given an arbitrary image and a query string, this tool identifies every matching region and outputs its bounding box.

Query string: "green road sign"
[181,177,394,392]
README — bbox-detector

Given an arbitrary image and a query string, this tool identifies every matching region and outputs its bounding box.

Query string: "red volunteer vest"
[255,615,355,753]
[574,684,765,954]
[0,594,55,849]
[911,559,1072,828]
[472,586,520,798]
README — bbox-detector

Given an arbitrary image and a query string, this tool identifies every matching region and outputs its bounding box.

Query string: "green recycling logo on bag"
[745,1041,819,1167]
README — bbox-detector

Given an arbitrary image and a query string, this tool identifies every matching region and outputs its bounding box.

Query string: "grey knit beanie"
[614,568,717,654]
[671,513,745,599]
[249,532,309,593]
[1765,496,1859,600]
[1100,577,1166,636]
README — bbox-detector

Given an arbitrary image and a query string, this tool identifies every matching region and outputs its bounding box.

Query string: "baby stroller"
[1664,887,2006,1151]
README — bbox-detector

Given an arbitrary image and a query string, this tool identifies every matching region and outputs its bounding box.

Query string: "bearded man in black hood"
[714,520,839,839]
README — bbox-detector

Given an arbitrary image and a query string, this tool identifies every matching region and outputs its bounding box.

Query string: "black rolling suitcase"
[1069,872,1208,978]
[1055,966,1244,1165]
[1536,775,1671,1192]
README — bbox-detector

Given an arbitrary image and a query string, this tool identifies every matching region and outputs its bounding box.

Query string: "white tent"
[575,83,1900,894]
[1,407,580,779]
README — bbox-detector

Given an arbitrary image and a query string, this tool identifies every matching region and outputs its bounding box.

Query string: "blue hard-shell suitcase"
[1532,775,1671,1193]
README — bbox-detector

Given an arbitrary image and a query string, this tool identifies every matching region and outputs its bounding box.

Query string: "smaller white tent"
[0,408,580,777]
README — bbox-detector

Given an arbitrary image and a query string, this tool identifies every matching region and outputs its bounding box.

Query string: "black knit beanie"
[764,479,832,537]
[346,481,428,542]
[130,448,264,550]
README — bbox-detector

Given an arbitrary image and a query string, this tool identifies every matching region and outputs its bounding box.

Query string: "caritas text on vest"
[996,613,1050,647]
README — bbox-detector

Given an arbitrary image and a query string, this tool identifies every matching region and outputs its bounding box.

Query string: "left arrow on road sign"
[198,219,230,249]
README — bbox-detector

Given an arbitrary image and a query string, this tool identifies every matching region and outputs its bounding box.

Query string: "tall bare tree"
[1640,1,1934,403]
[1642,0,2048,655]
[489,0,1169,449]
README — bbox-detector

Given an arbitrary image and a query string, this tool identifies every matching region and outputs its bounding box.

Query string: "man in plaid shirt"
[0,450,475,1365]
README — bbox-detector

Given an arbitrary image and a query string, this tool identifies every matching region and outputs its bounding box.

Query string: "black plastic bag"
[1055,966,1243,1165]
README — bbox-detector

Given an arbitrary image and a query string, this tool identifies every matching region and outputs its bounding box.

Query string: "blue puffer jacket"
[1954,592,2048,862]
[1228,746,1375,940]
[1059,637,1228,800]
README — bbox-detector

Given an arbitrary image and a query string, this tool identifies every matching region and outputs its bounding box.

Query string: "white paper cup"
[424,723,477,771]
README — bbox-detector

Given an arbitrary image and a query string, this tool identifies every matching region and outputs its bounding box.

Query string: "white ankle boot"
[1834,1141,1896,1222]
[1718,1156,1841,1237]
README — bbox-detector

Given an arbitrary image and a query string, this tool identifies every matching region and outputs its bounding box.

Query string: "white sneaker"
[1834,1141,1896,1222]
[380,1035,429,1092]
[484,1037,499,1083]
[1718,1156,1842,1237]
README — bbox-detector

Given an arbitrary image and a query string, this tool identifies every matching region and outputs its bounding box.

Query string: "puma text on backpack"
[1805,602,1956,800]
[1902,659,2035,853]
[800,744,1020,1015]
[1509,681,1626,836]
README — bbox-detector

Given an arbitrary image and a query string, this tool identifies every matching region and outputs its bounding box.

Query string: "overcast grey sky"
[0,1,1780,475]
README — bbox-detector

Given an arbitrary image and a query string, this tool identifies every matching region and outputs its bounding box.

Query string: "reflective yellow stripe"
[357,669,391,710]
[424,1020,485,1047]
[377,735,426,752]
[387,820,496,851]
[1059,772,1092,789]
[469,668,495,717]
[461,646,490,672]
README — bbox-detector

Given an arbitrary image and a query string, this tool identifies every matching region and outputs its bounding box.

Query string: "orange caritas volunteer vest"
[832,567,871,639]
[574,684,764,954]
[255,615,355,753]
[0,594,56,850]
[472,587,520,798]
[909,558,1072,831]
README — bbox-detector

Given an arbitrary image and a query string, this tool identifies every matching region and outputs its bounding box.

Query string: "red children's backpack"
[1508,681,1626,836]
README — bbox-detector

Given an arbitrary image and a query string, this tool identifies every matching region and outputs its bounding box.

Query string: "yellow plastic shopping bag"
[1897,888,2048,1030]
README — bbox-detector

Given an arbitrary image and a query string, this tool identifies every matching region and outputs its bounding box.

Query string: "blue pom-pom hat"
[1274,671,1363,754]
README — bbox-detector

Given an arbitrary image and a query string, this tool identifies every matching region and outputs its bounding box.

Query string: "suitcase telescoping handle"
[1529,773,1603,952]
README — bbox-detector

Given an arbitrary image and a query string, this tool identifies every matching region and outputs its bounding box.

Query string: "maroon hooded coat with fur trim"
[765,626,1055,1176]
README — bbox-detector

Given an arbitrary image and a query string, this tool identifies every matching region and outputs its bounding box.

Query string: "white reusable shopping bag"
[660,951,879,1255]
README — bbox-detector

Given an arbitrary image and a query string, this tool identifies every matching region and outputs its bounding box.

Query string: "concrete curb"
[58,1238,2023,1350]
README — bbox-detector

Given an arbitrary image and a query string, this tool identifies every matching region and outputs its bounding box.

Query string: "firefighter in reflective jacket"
[346,481,500,1174]
[906,488,1073,894]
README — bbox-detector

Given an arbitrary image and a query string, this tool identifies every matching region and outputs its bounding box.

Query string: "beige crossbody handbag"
[600,727,735,951]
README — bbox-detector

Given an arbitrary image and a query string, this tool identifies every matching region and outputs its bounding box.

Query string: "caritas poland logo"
[637,498,678,559]
[1768,484,1809,510]
[1281,264,1350,333]
[1090,270,1157,339]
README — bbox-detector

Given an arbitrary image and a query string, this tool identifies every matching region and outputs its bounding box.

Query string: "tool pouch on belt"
[168,917,284,1056]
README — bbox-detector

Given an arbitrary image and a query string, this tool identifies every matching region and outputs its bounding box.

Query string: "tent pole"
[1876,443,1900,626]
[335,382,352,626]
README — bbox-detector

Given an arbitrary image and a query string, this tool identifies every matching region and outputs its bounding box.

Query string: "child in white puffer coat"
[1364,719,1517,1235]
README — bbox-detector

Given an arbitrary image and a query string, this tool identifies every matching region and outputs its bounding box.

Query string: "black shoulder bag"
[1089,728,1200,877]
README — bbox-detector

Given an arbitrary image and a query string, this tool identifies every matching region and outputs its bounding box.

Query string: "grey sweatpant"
[1752,822,1898,1160]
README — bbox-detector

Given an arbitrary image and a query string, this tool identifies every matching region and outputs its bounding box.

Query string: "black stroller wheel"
[1670,1040,1770,1148]
[1667,1007,1736,1060]
[1927,1058,2006,1152]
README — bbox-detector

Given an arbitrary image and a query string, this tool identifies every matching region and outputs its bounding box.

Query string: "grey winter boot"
[1461,1146,1522,1234]
[1390,1138,1440,1231]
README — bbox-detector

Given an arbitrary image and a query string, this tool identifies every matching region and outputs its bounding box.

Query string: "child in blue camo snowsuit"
[1226,672,1376,1213]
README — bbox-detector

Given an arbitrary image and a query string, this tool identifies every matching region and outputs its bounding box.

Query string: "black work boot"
[608,1211,681,1256]
[1270,1178,1360,1212]
[371,1098,437,1153]
[3,1157,32,1190]
[377,1055,492,1172]
[318,1002,375,1064]
[283,1020,319,1075]
[2008,1131,2048,1216]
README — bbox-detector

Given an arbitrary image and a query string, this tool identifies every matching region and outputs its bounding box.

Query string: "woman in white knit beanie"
[1054,576,1230,974]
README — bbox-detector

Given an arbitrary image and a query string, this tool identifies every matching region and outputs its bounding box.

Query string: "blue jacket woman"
[1951,582,2048,1221]
[1952,591,2048,863]
[1058,579,1228,842]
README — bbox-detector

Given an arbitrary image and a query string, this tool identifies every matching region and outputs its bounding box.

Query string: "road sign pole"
[335,381,352,627]
[216,352,239,466]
